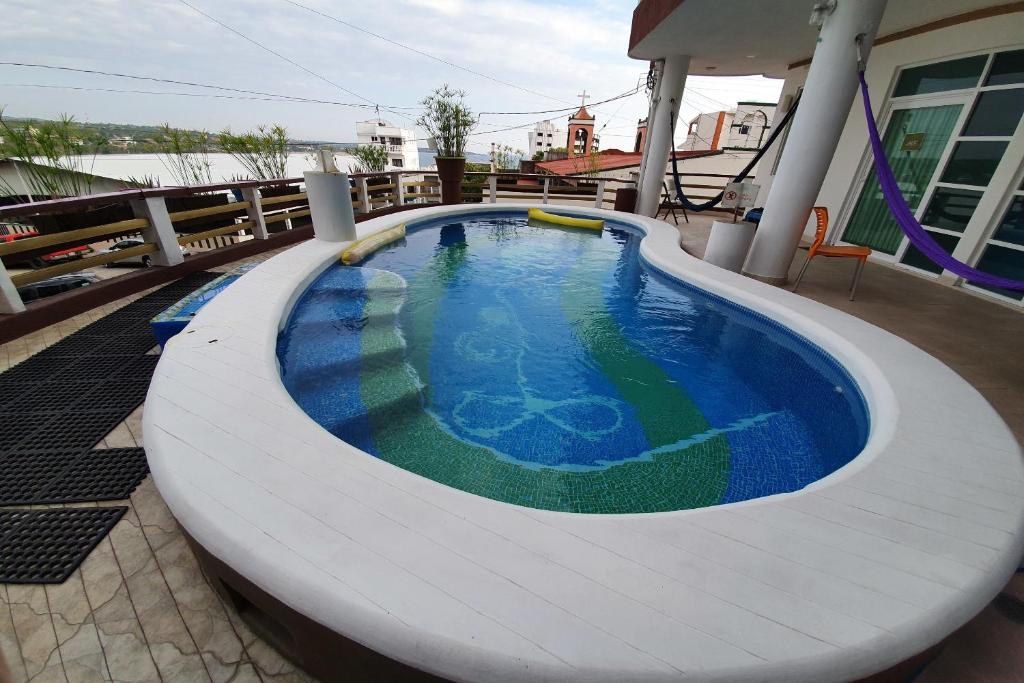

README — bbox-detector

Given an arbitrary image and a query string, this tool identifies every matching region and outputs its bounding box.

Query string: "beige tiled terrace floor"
[1,220,1022,682]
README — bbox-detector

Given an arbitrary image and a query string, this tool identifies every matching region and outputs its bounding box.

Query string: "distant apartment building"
[528,120,567,156]
[355,120,420,169]
[679,101,778,152]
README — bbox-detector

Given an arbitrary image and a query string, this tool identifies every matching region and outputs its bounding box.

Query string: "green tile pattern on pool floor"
[359,245,731,513]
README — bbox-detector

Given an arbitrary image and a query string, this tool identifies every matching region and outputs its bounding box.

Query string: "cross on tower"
[577,90,590,108]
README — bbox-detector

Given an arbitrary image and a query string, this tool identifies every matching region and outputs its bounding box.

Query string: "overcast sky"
[0,0,783,154]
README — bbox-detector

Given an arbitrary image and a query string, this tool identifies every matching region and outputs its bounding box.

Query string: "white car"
[100,239,190,267]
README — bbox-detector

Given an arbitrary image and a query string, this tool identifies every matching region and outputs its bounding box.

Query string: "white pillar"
[0,258,25,314]
[358,177,371,214]
[743,0,887,283]
[488,175,497,203]
[240,186,269,239]
[542,177,550,204]
[304,171,357,242]
[636,55,690,217]
[594,180,606,208]
[131,197,184,267]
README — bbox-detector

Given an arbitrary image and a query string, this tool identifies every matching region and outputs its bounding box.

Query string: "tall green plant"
[0,110,97,198]
[417,84,476,158]
[158,124,213,186]
[218,125,288,180]
[350,144,389,174]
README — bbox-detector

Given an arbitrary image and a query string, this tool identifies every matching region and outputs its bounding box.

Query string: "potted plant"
[417,85,476,205]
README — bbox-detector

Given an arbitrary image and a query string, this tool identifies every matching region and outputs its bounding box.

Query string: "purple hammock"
[858,70,1024,290]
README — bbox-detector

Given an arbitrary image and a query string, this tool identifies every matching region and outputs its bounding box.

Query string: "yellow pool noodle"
[527,208,604,230]
[341,224,406,264]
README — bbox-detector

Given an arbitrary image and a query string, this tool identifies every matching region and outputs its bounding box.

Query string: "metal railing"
[0,169,743,314]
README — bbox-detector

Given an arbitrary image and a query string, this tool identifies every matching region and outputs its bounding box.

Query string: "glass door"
[842,102,964,254]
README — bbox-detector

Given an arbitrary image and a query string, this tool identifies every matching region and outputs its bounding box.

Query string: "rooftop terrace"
[0,181,1021,682]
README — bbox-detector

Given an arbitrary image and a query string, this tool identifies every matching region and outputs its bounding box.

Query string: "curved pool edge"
[144,203,1024,683]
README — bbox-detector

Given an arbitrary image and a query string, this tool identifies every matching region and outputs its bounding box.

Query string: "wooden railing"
[0,169,741,314]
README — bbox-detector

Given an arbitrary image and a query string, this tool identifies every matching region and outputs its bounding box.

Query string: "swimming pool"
[277,211,869,513]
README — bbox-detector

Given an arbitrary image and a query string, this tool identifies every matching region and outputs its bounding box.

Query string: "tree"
[218,125,289,180]
[350,144,389,174]
[158,125,213,186]
[492,144,525,171]
[0,109,98,198]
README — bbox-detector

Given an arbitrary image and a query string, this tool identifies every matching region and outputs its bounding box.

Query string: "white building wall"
[761,13,1024,244]
[528,120,566,156]
[680,112,729,151]
[355,120,420,170]
[726,103,777,149]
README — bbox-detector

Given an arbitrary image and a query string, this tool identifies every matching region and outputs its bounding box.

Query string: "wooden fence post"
[130,196,184,267]
[0,258,25,314]
[240,186,269,239]
[358,177,371,214]
[393,172,405,206]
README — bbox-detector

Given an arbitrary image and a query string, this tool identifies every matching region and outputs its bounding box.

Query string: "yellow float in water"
[527,208,604,231]
[341,224,406,264]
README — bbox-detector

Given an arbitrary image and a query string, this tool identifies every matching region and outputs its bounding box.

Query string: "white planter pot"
[704,220,756,273]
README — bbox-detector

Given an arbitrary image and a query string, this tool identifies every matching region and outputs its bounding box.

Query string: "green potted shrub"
[417,85,476,204]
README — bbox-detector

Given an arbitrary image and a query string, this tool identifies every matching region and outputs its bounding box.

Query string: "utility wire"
[282,0,569,105]
[175,0,415,123]
[0,61,412,107]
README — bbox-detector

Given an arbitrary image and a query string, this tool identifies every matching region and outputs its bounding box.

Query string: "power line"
[175,0,415,123]
[0,61,417,108]
[480,87,640,116]
[281,0,571,105]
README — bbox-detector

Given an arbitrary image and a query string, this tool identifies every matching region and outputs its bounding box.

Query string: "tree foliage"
[0,109,98,198]
[158,124,213,186]
[219,125,289,180]
[350,143,389,174]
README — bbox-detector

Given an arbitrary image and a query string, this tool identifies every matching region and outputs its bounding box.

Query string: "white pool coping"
[145,204,1024,683]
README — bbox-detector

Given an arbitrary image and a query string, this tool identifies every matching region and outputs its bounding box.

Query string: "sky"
[0,0,784,155]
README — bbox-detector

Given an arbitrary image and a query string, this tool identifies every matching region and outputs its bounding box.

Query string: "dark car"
[16,272,100,302]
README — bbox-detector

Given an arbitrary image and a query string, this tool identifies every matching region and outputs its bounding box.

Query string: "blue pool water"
[277,211,870,513]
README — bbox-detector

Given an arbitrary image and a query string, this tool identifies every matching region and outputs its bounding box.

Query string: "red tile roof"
[535,149,720,176]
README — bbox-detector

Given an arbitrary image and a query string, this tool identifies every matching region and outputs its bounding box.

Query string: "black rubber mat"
[0,507,127,583]
[0,272,220,583]
[0,448,149,506]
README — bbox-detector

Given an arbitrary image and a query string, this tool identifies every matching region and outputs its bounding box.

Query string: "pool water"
[277,212,869,513]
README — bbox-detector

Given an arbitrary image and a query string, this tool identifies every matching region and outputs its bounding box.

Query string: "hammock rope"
[857,70,1024,290]
[668,93,801,212]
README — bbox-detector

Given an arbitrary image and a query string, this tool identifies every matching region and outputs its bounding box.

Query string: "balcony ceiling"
[628,0,1017,77]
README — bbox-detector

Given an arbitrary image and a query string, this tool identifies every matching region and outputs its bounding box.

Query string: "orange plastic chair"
[792,207,871,301]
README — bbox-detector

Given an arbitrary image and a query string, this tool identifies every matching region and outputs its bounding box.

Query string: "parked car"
[97,239,190,267]
[0,231,93,268]
[16,272,100,302]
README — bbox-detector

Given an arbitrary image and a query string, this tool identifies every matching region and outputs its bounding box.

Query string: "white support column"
[240,186,269,240]
[393,172,405,206]
[635,61,663,205]
[594,180,606,208]
[744,0,888,283]
[130,196,184,267]
[0,258,25,314]
[542,177,550,204]
[637,54,690,217]
[304,171,357,242]
[358,177,371,214]
[488,175,498,204]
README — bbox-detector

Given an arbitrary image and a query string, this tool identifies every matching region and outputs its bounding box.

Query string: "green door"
[842,104,963,254]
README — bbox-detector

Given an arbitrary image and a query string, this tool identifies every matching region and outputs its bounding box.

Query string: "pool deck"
[1,210,1023,682]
